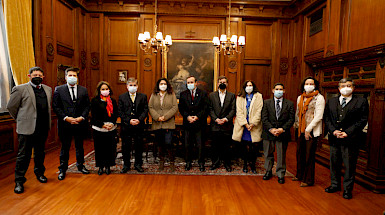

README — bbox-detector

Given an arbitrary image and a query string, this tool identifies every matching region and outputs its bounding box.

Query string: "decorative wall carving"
[280,57,289,75]
[80,50,86,69]
[292,56,298,74]
[57,44,74,58]
[144,58,152,67]
[91,52,100,69]
[46,42,54,62]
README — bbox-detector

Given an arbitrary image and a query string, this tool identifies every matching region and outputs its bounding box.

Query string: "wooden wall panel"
[244,65,271,99]
[244,24,272,60]
[304,7,326,55]
[108,60,137,99]
[55,0,74,48]
[108,18,138,56]
[163,20,221,40]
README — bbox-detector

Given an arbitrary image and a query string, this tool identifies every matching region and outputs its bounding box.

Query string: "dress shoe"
[185,162,192,171]
[14,183,24,194]
[199,164,205,172]
[243,166,248,173]
[36,175,48,183]
[105,167,111,175]
[292,177,300,181]
[78,166,90,174]
[120,166,130,174]
[263,171,272,180]
[343,190,352,199]
[278,177,285,184]
[224,165,232,172]
[325,186,341,193]
[134,165,144,173]
[250,169,257,174]
[300,182,309,187]
[98,167,104,175]
[58,171,66,180]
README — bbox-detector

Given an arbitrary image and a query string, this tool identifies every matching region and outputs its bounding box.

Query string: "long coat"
[148,92,178,130]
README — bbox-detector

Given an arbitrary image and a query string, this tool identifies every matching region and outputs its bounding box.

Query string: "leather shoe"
[300,182,309,187]
[36,175,47,183]
[343,190,352,199]
[292,177,300,181]
[224,165,232,172]
[185,162,192,171]
[98,167,104,175]
[325,186,341,193]
[14,183,24,194]
[199,164,205,172]
[105,167,111,175]
[58,171,66,180]
[278,177,285,184]
[120,166,130,174]
[243,167,248,173]
[263,171,272,180]
[78,166,90,174]
[134,165,144,173]
[250,169,257,174]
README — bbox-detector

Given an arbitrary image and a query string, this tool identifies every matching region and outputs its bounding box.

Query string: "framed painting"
[163,40,218,98]
[117,70,128,84]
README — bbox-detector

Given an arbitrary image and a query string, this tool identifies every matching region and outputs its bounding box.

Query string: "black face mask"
[31,77,43,86]
[219,83,227,90]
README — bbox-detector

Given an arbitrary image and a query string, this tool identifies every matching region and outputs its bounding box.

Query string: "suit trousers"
[211,131,232,166]
[58,125,86,171]
[296,134,318,185]
[329,143,359,191]
[15,130,48,183]
[263,139,288,178]
[184,128,205,165]
[121,127,144,167]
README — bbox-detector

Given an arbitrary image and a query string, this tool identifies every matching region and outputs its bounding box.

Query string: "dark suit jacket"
[118,92,148,129]
[324,95,369,145]
[91,96,118,128]
[209,91,236,133]
[52,84,90,132]
[261,98,295,141]
[178,88,208,129]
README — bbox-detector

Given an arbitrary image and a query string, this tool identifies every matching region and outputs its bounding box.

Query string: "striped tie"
[342,97,347,108]
[276,100,281,119]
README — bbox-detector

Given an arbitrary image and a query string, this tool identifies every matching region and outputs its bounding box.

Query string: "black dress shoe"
[250,169,257,174]
[199,164,205,172]
[78,166,90,174]
[58,171,66,180]
[98,167,104,175]
[14,183,24,194]
[36,175,48,183]
[263,171,272,180]
[120,166,130,174]
[224,165,232,172]
[343,190,352,199]
[185,163,192,171]
[325,186,341,193]
[243,167,248,173]
[278,177,285,184]
[134,165,144,173]
[105,167,111,175]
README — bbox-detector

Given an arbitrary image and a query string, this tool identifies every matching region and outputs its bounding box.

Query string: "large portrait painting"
[163,41,218,98]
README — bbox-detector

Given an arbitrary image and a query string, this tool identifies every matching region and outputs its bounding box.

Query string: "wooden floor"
[0,141,384,215]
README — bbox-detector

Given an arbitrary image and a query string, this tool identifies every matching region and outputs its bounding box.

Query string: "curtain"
[4,0,35,86]
[0,0,12,112]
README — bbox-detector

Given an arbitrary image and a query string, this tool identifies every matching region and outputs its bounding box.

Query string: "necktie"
[36,85,40,89]
[191,91,194,100]
[276,100,281,119]
[71,87,76,102]
[131,94,135,103]
[342,97,347,108]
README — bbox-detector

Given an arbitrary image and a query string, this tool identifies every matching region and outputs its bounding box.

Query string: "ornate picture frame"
[117,70,128,84]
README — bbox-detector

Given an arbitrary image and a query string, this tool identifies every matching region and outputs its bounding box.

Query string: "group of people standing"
[7,66,368,200]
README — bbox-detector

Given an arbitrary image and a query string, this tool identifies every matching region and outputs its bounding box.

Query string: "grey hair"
[126,77,138,85]
[338,78,354,87]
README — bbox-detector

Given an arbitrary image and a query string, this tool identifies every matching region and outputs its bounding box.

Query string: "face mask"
[159,85,167,91]
[245,86,253,94]
[219,83,227,90]
[339,87,353,96]
[101,90,110,97]
[128,86,137,93]
[67,76,77,85]
[304,85,315,93]
[187,83,195,90]
[274,90,284,98]
[31,77,43,86]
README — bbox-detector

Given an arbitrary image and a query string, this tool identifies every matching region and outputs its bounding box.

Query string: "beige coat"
[232,92,263,142]
[294,93,325,137]
[148,92,178,130]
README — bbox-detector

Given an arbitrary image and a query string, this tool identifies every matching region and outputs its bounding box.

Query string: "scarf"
[297,90,319,137]
[100,95,113,117]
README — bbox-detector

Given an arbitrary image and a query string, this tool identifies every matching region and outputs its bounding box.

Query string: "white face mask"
[245,86,253,94]
[339,87,353,96]
[159,85,167,91]
[304,85,315,93]
[128,86,137,93]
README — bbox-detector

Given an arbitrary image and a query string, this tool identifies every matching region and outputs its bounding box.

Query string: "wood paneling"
[304,6,326,55]
[244,23,273,60]
[107,60,137,99]
[107,17,138,56]
[244,65,271,99]
[55,0,75,49]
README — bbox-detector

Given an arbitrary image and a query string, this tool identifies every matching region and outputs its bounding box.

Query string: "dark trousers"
[121,128,144,167]
[93,130,117,168]
[15,131,48,183]
[58,126,86,171]
[155,129,174,162]
[211,131,232,166]
[185,129,204,165]
[296,133,318,185]
[329,143,359,191]
[263,139,288,178]
[242,140,257,168]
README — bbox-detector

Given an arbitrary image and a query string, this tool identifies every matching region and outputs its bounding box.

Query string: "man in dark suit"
[118,77,148,173]
[178,76,209,172]
[261,83,295,184]
[7,67,52,194]
[209,76,236,172]
[324,78,369,199]
[53,67,90,180]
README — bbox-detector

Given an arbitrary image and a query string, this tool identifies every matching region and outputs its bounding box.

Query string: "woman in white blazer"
[232,81,263,173]
[293,77,325,187]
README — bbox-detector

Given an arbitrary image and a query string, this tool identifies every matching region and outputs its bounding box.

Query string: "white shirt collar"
[274,97,283,102]
[219,89,227,95]
[29,81,42,89]
[67,83,77,89]
[339,95,352,104]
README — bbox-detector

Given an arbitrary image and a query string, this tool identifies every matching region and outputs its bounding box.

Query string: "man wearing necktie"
[53,67,91,180]
[324,78,369,199]
[261,83,295,184]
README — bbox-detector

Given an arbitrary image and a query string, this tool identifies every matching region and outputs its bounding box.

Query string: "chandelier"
[138,0,172,54]
[212,0,245,55]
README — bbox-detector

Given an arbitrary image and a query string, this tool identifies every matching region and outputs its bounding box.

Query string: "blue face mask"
[274,90,284,98]
[187,83,195,90]
[67,76,77,85]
